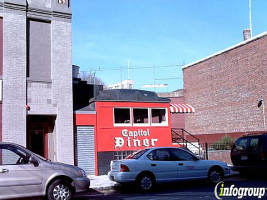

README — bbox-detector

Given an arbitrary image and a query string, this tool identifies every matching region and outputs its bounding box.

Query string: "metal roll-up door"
[75,126,95,175]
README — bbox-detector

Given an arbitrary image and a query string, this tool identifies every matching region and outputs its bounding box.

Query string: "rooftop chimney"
[243,29,251,41]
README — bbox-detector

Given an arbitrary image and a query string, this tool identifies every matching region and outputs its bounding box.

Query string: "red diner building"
[75,89,178,175]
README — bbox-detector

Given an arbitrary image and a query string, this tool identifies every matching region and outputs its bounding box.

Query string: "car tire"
[136,173,154,192]
[208,167,223,184]
[47,179,73,200]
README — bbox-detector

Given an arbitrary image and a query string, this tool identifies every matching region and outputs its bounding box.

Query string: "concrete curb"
[91,184,120,192]
[88,175,117,192]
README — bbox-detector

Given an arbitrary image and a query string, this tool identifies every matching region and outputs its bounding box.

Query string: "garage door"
[75,126,95,175]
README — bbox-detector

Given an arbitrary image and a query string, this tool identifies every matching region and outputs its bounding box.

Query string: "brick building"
[183,32,267,143]
[0,0,74,164]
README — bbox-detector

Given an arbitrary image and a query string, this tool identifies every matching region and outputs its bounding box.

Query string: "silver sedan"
[108,147,230,191]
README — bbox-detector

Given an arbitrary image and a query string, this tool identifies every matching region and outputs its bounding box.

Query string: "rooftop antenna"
[249,0,253,36]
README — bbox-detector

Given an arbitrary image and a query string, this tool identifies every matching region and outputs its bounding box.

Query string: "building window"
[114,108,131,126]
[133,108,149,126]
[27,19,51,81]
[114,107,168,127]
[151,108,167,126]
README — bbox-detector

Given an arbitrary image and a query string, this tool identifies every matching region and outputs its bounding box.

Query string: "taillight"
[120,164,130,172]
[260,152,266,160]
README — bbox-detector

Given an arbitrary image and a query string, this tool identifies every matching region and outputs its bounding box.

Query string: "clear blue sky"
[72,0,267,92]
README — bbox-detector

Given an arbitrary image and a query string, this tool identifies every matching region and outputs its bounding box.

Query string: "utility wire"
[80,64,184,72]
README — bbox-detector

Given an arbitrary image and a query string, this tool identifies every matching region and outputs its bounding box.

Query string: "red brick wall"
[183,34,267,139]
[208,150,232,165]
[0,18,2,142]
[0,104,2,142]
[0,18,2,76]
[170,96,185,129]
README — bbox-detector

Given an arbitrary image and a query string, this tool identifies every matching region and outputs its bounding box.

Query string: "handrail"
[172,128,199,143]
[171,128,201,155]
[181,128,199,142]
[172,130,200,150]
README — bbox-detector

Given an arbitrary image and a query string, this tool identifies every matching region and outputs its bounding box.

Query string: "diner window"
[133,108,149,125]
[114,108,131,126]
[151,108,167,125]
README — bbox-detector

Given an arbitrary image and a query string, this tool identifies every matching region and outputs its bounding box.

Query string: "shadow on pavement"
[74,188,125,200]
[113,179,215,194]
[239,170,267,180]
[8,189,106,200]
[8,197,43,200]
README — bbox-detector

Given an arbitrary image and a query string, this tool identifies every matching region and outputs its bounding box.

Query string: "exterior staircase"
[172,128,202,156]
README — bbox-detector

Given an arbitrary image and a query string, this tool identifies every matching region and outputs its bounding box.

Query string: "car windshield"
[125,149,148,159]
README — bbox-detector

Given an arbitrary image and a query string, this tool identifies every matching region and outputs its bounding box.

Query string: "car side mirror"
[194,156,202,160]
[29,156,39,167]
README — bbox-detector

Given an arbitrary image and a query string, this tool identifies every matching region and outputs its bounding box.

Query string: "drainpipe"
[259,97,266,130]
[263,98,266,130]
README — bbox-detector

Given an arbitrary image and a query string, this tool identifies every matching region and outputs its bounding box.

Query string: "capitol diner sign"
[114,129,158,149]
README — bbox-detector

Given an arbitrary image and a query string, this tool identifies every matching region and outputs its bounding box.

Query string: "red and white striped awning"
[170,104,195,113]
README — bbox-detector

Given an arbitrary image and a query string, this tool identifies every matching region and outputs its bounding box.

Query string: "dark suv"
[231,134,267,175]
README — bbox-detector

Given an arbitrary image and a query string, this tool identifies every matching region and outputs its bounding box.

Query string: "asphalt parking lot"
[74,174,267,200]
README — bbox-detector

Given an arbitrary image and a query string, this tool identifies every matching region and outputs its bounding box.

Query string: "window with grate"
[113,151,134,160]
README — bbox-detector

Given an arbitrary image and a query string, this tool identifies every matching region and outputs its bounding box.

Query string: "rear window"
[125,149,148,159]
[233,137,259,151]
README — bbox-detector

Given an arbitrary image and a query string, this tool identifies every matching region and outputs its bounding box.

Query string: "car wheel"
[136,174,154,192]
[47,179,73,200]
[208,168,223,184]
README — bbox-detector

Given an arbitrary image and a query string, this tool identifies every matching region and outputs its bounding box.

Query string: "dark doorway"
[28,130,44,157]
[27,115,55,159]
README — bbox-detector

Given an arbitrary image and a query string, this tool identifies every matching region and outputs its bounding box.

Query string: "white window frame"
[133,108,150,127]
[113,107,132,127]
[150,108,168,127]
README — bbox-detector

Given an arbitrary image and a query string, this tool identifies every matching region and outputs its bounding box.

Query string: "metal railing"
[171,129,235,160]
[200,142,234,151]
[199,142,234,160]
[171,128,201,155]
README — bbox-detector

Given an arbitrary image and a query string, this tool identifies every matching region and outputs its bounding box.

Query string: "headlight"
[78,169,86,177]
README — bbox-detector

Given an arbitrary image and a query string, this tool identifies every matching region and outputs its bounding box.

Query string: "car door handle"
[151,164,157,167]
[0,169,9,173]
[178,163,184,166]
